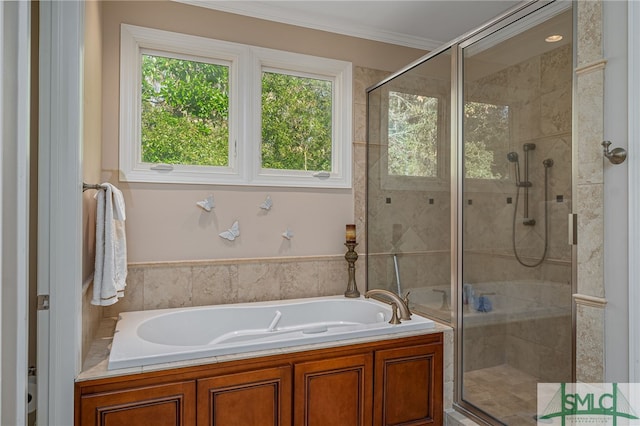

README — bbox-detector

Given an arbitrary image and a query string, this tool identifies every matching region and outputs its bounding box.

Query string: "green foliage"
[141,54,229,166]
[261,72,332,171]
[463,101,509,179]
[387,92,439,177]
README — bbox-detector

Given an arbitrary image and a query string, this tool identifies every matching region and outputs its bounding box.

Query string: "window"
[463,101,510,180]
[120,24,352,188]
[140,52,230,167]
[379,85,447,191]
[387,91,439,178]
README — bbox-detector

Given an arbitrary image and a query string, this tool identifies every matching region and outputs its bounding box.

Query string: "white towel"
[91,183,128,306]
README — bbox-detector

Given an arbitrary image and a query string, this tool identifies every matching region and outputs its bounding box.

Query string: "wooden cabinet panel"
[79,381,196,426]
[294,353,373,426]
[374,344,443,426]
[197,365,291,426]
[77,334,444,426]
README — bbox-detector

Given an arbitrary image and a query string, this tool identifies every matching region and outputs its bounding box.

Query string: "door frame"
[628,0,640,383]
[37,1,84,424]
[0,1,31,424]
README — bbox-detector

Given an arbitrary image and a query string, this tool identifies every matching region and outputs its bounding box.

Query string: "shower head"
[507,152,519,162]
[543,158,554,168]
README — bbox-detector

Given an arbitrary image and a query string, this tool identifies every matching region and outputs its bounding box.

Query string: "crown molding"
[173,0,442,50]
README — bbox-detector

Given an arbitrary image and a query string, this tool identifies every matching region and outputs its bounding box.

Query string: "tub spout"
[364,289,411,321]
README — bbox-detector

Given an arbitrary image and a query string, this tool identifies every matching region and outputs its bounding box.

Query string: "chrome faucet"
[364,289,412,322]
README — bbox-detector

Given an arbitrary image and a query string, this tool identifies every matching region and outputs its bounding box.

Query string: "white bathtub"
[108,295,435,370]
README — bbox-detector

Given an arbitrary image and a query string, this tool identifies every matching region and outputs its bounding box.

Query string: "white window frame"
[119,24,352,188]
[251,47,352,187]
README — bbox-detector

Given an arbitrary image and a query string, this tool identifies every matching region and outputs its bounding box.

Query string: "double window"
[120,24,352,188]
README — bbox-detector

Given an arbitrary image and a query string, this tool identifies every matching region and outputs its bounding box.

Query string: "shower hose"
[511,163,550,268]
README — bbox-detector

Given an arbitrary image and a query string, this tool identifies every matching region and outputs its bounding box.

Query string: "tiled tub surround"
[102,255,353,319]
[82,255,355,361]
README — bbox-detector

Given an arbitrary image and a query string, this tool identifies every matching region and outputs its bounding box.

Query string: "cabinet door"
[79,381,196,426]
[374,344,443,426]
[197,365,292,426]
[294,353,373,426]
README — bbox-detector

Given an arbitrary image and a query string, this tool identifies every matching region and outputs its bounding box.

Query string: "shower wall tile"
[573,0,606,381]
[576,183,604,298]
[577,0,603,68]
[353,103,367,144]
[541,44,572,95]
[143,265,193,309]
[317,258,351,296]
[541,85,572,135]
[103,266,144,318]
[278,260,319,300]
[353,66,388,107]
[237,263,283,303]
[353,142,367,254]
[192,264,238,306]
[576,303,605,382]
[576,69,605,185]
[82,283,103,362]
[443,328,455,410]
[463,323,507,371]
[101,256,350,320]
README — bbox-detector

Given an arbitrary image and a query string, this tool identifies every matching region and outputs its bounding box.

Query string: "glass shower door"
[460,5,573,424]
[367,48,452,324]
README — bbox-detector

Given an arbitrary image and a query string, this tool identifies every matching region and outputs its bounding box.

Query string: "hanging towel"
[91,183,128,306]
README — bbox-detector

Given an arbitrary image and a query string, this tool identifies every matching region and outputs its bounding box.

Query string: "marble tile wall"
[82,284,103,362]
[366,43,573,326]
[463,43,572,273]
[103,256,350,318]
[574,0,606,383]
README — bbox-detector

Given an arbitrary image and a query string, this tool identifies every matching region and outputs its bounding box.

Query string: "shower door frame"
[451,1,576,424]
[366,1,576,424]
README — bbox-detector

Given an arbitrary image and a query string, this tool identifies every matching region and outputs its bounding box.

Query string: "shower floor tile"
[463,364,539,425]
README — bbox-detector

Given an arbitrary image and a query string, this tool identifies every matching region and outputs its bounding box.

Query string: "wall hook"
[602,140,627,165]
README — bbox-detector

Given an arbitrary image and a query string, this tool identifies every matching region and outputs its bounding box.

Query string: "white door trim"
[628,0,640,383]
[37,1,84,424]
[1,1,31,423]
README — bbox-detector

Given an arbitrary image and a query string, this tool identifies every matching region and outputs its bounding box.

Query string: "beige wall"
[100,0,425,263]
[81,1,423,360]
[82,0,105,361]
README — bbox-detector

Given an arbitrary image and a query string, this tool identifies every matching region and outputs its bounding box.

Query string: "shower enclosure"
[366,2,573,424]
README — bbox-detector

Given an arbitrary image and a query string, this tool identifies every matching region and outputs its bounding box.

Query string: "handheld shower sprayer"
[507,152,521,185]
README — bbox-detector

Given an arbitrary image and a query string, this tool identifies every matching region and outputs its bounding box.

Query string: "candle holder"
[344,242,360,298]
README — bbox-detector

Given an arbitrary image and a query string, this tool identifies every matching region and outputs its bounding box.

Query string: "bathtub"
[108,295,435,370]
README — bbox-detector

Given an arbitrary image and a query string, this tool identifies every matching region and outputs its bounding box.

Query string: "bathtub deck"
[78,316,451,382]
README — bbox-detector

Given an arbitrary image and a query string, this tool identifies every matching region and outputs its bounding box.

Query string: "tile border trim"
[573,293,607,308]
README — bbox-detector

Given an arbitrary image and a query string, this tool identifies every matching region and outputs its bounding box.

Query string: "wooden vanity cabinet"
[78,380,196,426]
[76,333,443,426]
[294,353,373,426]
[374,344,443,426]
[197,365,292,426]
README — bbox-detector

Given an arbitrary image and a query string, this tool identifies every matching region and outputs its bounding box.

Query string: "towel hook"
[602,141,627,165]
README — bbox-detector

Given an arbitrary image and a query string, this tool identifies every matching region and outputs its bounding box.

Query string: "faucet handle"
[403,291,412,315]
[403,291,411,305]
[389,303,401,324]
